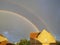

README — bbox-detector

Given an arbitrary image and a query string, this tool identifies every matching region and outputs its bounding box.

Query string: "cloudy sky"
[0,0,60,42]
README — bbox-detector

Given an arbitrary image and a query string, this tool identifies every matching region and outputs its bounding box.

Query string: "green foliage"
[27,40,30,45]
[15,39,30,45]
[56,41,60,45]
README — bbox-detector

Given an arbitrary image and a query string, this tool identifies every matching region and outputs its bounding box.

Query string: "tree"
[56,41,60,45]
[19,39,27,45]
[27,40,30,45]
[16,39,30,45]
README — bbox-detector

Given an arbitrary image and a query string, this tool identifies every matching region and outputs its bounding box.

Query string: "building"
[0,34,8,45]
[30,29,56,45]
[30,32,42,45]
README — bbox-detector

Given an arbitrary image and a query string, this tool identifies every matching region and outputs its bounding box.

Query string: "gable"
[36,29,56,43]
[30,32,42,45]
[30,32,40,39]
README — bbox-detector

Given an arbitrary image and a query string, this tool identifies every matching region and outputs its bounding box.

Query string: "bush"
[16,39,30,45]
[56,41,60,45]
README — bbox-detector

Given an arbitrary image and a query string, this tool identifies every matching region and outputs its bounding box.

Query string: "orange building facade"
[30,32,42,45]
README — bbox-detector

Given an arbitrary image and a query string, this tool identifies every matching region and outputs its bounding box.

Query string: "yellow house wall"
[36,29,56,43]
[42,44,49,45]
[0,41,8,45]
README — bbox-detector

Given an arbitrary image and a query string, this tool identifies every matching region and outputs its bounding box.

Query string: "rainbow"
[0,0,50,32]
[0,10,39,32]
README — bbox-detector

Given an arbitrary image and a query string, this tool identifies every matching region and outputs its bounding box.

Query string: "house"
[0,34,8,45]
[30,29,56,45]
[30,32,42,45]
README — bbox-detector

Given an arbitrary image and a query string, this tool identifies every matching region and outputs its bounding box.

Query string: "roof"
[0,34,8,42]
[36,29,56,43]
[30,32,40,39]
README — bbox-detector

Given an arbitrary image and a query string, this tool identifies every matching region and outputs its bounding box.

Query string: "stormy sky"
[0,0,60,42]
